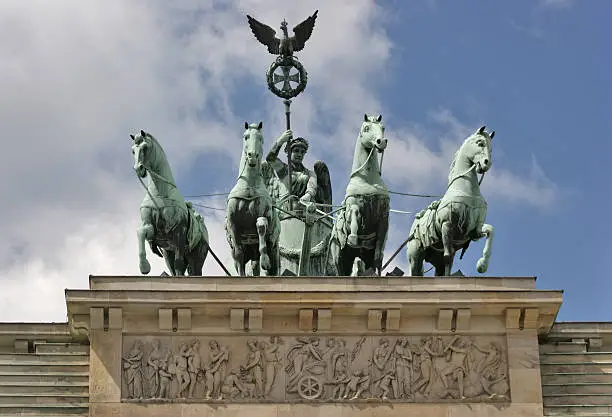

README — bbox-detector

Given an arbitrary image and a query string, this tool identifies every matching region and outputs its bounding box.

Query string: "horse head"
[242,121,264,171]
[463,125,494,174]
[360,114,387,153]
[130,129,152,178]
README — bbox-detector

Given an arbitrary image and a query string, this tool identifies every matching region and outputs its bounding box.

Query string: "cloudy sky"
[0,0,609,323]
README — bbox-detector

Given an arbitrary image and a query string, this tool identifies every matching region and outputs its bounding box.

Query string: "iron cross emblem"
[273,65,301,93]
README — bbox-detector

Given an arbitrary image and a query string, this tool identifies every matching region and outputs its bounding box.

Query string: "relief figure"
[241,340,265,398]
[123,340,144,399]
[187,339,203,398]
[174,342,191,398]
[262,336,283,395]
[206,340,230,400]
[145,340,163,398]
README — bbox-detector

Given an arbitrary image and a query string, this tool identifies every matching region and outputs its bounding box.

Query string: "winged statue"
[247,10,319,58]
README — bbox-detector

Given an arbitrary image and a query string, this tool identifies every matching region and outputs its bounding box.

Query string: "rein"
[349,145,382,178]
[135,172,162,211]
[446,164,476,190]
[446,163,488,191]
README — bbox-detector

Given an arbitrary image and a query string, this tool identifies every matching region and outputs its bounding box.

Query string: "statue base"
[66,276,562,416]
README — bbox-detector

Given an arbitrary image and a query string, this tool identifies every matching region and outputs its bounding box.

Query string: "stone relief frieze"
[121,335,509,403]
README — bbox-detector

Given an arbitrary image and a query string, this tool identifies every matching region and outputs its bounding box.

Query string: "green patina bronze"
[225,122,281,276]
[131,130,209,276]
[407,126,495,276]
[263,130,334,276]
[330,114,390,276]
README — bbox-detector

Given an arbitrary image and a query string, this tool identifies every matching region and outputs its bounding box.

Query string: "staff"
[284,98,294,210]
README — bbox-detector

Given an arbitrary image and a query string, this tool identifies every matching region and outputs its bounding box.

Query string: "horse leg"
[338,248,356,277]
[226,199,245,276]
[256,217,271,271]
[476,224,494,273]
[441,221,455,276]
[173,230,187,276]
[266,242,279,276]
[328,236,341,277]
[188,241,206,276]
[251,260,261,277]
[407,239,424,276]
[374,208,390,276]
[163,250,176,276]
[137,208,154,274]
[231,246,246,276]
[347,200,361,247]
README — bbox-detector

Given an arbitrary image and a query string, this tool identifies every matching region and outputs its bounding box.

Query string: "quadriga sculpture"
[407,126,495,276]
[330,114,390,276]
[225,122,280,276]
[131,130,209,275]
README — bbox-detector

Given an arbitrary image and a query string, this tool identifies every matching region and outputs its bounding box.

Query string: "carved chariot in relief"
[121,335,509,403]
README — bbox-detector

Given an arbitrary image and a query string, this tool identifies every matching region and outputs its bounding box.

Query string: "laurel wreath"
[279,239,327,259]
[266,56,308,100]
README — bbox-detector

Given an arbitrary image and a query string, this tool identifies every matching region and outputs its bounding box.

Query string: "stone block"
[386,308,400,331]
[249,308,263,330]
[13,339,28,353]
[299,309,314,330]
[509,368,543,404]
[448,404,544,417]
[177,308,191,330]
[456,308,471,330]
[158,308,173,330]
[318,309,332,330]
[89,329,122,402]
[90,307,104,330]
[368,309,382,330]
[108,307,122,330]
[523,308,539,329]
[437,309,453,331]
[231,308,245,330]
[589,337,603,350]
[505,308,521,329]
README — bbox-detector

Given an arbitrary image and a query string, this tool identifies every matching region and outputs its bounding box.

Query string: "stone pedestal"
[66,276,562,417]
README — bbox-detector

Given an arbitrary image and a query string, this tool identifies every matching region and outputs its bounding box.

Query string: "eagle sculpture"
[246,10,319,58]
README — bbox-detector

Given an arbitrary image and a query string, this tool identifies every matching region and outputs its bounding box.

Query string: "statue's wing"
[314,160,332,212]
[291,10,318,52]
[247,15,280,54]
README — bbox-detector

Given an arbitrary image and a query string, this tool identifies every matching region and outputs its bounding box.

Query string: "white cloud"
[0,0,558,322]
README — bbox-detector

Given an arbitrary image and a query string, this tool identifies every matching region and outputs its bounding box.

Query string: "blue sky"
[372,0,611,321]
[0,0,609,322]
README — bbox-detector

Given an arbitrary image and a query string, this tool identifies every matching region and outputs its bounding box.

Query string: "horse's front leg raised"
[256,217,271,271]
[476,224,494,273]
[137,207,154,274]
[441,221,455,276]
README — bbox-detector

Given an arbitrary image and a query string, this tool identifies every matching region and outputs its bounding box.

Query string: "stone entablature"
[64,276,562,417]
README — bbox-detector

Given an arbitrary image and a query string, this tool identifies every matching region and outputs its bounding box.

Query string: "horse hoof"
[260,254,271,270]
[348,234,358,246]
[476,258,488,273]
[139,258,151,275]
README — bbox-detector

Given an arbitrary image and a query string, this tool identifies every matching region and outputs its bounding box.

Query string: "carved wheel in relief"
[297,375,323,400]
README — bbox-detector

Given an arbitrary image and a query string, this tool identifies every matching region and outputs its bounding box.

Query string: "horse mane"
[143,132,168,166]
[447,135,474,185]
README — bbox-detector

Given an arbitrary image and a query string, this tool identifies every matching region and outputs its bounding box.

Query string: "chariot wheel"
[297,375,323,400]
